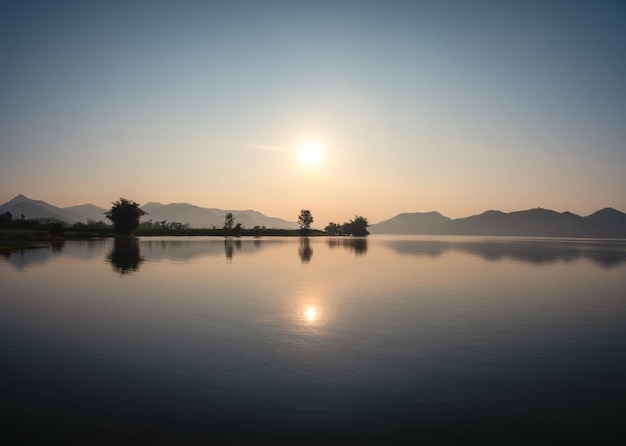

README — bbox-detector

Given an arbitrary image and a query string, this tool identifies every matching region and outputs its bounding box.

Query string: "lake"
[2,236,625,444]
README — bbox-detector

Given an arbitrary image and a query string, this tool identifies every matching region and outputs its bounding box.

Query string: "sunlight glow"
[298,142,323,165]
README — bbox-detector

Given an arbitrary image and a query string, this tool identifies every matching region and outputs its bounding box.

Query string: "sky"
[1,0,625,226]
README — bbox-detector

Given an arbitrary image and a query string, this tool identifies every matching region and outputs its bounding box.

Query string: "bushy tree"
[298,209,314,232]
[350,215,369,236]
[105,198,147,235]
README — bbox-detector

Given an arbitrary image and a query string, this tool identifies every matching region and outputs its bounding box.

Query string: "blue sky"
[1,0,624,225]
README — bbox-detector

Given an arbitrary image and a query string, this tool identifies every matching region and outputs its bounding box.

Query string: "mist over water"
[2,236,625,444]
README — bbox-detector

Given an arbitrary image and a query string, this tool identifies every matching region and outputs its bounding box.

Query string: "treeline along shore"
[1,197,368,249]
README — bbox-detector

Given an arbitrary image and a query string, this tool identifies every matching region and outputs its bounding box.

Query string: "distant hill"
[140,202,299,229]
[141,202,222,228]
[0,195,298,229]
[64,204,109,223]
[0,194,86,223]
[441,208,598,237]
[370,207,626,238]
[371,211,451,234]
[585,208,626,237]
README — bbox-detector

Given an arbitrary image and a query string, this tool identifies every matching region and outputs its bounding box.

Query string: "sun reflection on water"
[305,305,318,323]
[294,292,326,330]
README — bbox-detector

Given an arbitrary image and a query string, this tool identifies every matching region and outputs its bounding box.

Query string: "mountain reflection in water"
[383,237,626,268]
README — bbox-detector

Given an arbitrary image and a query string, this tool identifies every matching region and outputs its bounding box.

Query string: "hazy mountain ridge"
[370,207,626,238]
[140,202,299,229]
[370,211,451,234]
[63,204,110,222]
[2,195,624,236]
[0,195,299,229]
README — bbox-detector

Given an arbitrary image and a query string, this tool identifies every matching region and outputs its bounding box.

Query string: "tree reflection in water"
[326,237,368,256]
[299,237,313,263]
[223,238,244,261]
[107,237,144,275]
[50,241,66,253]
[224,238,233,260]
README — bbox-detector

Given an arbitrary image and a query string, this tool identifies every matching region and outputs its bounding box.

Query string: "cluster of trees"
[0,211,111,231]
[0,211,87,235]
[1,211,35,229]
[140,220,190,230]
[73,220,110,229]
[324,216,369,236]
[299,210,369,236]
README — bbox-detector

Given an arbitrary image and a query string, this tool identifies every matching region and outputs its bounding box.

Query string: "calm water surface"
[2,236,626,444]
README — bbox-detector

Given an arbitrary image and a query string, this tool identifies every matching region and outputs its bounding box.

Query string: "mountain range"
[0,195,298,229]
[1,194,625,237]
[370,208,626,238]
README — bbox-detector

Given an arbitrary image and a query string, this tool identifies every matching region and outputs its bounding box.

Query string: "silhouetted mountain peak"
[63,203,108,222]
[385,211,450,221]
[512,208,557,216]
[589,207,624,218]
[478,210,504,217]
[370,211,452,234]
[1,195,83,223]
[6,194,41,206]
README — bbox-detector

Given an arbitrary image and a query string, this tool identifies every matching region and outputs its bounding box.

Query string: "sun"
[298,142,323,165]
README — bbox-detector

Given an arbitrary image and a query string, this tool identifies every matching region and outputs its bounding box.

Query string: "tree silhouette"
[298,209,314,233]
[105,198,147,235]
[349,215,369,236]
[224,212,235,230]
[223,212,236,237]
